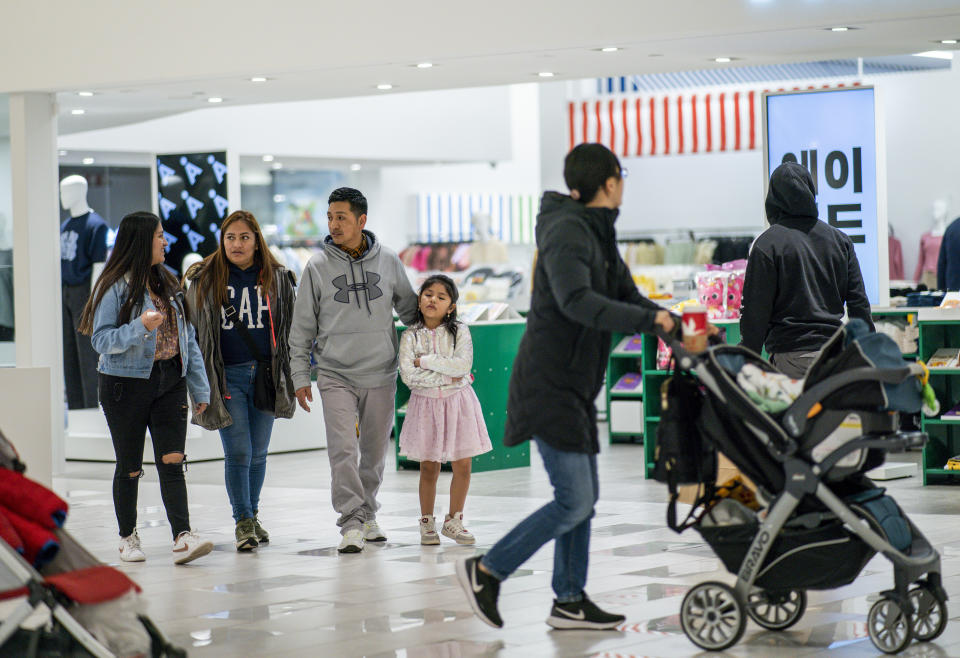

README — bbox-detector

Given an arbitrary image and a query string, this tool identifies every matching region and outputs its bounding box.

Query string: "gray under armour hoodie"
[289,230,419,390]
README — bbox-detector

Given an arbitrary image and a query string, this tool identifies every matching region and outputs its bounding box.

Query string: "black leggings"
[99,358,190,539]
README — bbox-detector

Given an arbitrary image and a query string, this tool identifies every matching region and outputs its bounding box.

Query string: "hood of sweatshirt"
[765,162,819,225]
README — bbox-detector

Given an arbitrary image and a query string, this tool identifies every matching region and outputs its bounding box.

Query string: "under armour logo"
[332,272,383,304]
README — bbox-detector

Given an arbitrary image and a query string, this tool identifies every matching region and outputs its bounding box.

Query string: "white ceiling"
[2,1,960,135]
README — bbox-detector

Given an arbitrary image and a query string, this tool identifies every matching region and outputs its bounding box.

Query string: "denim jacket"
[90,279,211,404]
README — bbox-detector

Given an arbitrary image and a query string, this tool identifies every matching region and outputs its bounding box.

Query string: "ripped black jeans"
[100,357,190,539]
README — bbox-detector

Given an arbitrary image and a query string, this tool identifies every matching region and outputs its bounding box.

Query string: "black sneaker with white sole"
[546,594,625,630]
[455,555,503,628]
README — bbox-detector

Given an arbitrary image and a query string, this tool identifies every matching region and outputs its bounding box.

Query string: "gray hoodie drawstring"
[347,260,362,309]
[358,260,372,316]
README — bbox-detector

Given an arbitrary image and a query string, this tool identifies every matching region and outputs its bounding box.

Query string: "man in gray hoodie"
[289,187,418,553]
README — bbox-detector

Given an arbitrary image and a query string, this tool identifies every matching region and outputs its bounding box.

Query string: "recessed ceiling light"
[272,162,283,170]
[537,71,555,78]
[599,47,620,53]
[250,76,268,83]
[714,57,732,63]
[350,163,362,171]
[77,91,94,97]
[829,26,850,32]
[914,50,955,60]
[70,109,85,115]
[940,39,958,45]
[273,194,286,203]
[58,150,67,157]
[82,157,95,165]
[262,155,275,162]
[415,62,433,69]
[207,97,223,103]
[376,83,394,90]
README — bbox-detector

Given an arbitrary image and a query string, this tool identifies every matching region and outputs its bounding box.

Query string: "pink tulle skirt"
[399,387,492,463]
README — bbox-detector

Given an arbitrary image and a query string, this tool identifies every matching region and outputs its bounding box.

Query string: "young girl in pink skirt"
[399,274,492,545]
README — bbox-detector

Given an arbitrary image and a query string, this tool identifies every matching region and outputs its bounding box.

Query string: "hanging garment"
[888,234,904,280]
[914,232,943,282]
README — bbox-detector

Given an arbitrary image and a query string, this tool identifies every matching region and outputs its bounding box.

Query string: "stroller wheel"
[680,581,746,651]
[746,589,806,631]
[909,585,947,642]
[868,596,913,654]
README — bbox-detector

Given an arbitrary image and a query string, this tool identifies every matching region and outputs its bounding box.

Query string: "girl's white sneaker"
[420,515,440,545]
[442,512,476,545]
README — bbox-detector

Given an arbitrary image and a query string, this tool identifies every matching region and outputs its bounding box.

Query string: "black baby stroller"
[0,427,186,657]
[656,320,947,654]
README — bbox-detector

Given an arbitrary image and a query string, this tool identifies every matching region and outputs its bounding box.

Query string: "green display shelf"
[918,318,960,485]
[394,320,529,473]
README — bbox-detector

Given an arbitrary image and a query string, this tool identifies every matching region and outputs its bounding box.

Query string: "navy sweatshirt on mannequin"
[60,211,108,286]
[220,263,272,365]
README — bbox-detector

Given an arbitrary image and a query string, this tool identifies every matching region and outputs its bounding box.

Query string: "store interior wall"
[58,87,513,163]
[53,65,960,279]
[880,65,960,280]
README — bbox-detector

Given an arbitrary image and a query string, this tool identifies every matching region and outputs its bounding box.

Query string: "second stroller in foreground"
[656,320,947,654]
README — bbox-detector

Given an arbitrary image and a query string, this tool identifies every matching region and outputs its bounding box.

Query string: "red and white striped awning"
[567,81,862,157]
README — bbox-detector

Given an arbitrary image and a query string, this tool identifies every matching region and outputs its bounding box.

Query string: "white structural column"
[10,92,62,480]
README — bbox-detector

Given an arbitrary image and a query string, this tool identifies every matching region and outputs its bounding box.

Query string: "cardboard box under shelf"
[677,453,756,505]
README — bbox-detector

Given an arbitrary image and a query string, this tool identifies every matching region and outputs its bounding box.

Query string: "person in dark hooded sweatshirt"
[456,143,679,631]
[740,161,874,378]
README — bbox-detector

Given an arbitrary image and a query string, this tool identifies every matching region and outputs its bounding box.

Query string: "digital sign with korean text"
[765,87,882,304]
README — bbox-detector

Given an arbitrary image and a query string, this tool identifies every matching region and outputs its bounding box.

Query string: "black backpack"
[653,372,717,531]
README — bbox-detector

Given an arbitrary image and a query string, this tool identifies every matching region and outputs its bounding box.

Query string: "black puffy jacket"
[504,192,662,454]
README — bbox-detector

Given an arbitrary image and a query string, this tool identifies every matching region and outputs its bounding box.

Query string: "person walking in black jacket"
[456,144,677,631]
[741,162,874,378]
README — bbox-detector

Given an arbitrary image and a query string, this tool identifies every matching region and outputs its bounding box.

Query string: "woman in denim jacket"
[79,211,214,565]
[184,210,297,552]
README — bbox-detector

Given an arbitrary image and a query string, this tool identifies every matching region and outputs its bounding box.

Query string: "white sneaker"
[119,531,146,562]
[362,519,387,542]
[442,512,476,545]
[419,516,440,545]
[338,528,365,554]
[172,531,214,565]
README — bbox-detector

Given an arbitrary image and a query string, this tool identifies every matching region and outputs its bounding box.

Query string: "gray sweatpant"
[769,351,819,380]
[316,374,397,534]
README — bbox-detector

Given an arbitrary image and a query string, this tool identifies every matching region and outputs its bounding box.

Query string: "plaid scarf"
[339,234,368,260]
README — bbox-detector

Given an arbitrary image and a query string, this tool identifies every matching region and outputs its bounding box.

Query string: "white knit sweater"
[398,322,474,398]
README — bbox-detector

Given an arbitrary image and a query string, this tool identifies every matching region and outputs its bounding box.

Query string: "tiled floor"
[48,430,960,657]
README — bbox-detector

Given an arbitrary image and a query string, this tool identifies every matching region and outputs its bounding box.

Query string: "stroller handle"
[782,363,925,439]
[653,322,719,372]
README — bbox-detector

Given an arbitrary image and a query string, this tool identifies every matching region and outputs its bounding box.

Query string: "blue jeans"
[481,437,599,603]
[220,362,275,522]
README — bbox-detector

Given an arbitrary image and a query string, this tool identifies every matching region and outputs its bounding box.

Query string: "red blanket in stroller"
[0,468,69,568]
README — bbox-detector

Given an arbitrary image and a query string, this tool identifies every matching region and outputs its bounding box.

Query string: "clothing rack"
[617,226,760,241]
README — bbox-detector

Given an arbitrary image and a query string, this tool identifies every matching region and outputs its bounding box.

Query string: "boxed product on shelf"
[940,402,960,422]
[612,372,642,392]
[927,348,960,369]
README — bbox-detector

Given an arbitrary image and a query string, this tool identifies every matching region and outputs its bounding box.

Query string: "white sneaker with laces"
[419,516,440,545]
[362,519,387,542]
[119,531,146,562]
[338,528,365,554]
[172,531,214,565]
[442,512,476,545]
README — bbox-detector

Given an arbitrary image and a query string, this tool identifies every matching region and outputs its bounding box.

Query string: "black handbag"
[222,303,276,413]
[653,371,716,531]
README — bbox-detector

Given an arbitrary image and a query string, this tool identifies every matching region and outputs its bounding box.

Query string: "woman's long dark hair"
[78,211,188,335]
[414,274,460,345]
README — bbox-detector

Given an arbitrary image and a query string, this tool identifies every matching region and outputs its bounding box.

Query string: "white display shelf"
[66,406,326,462]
